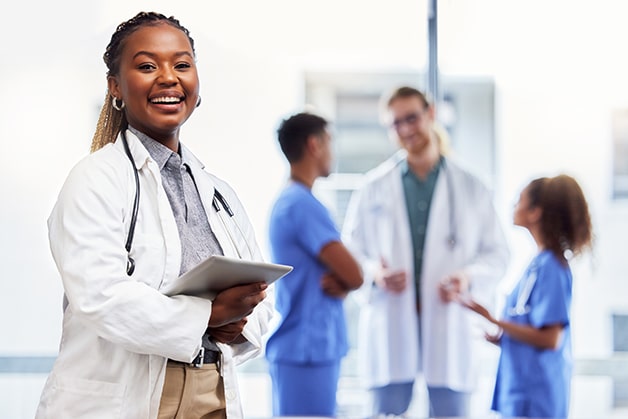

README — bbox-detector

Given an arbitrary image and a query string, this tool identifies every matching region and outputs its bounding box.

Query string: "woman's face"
[513,187,539,229]
[108,23,200,145]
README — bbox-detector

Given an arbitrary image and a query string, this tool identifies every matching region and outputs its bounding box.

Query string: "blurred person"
[265,112,363,417]
[36,12,272,419]
[460,174,593,419]
[342,86,510,417]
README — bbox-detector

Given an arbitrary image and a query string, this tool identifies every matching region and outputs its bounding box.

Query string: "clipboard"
[164,255,293,297]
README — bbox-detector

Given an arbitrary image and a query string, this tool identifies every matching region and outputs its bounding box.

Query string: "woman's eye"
[138,63,156,71]
[175,62,192,69]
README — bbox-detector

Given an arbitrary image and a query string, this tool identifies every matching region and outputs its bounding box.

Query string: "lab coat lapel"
[180,146,239,259]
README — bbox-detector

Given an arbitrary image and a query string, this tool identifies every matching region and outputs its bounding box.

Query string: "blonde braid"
[90,93,125,152]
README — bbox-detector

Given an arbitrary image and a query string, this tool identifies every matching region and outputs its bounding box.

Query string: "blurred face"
[387,96,435,155]
[316,129,333,178]
[513,187,538,228]
[108,23,200,144]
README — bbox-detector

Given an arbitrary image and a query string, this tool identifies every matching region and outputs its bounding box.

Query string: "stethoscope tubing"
[122,131,140,276]
[120,130,243,276]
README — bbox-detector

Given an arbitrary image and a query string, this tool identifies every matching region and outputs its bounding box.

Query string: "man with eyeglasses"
[343,86,510,417]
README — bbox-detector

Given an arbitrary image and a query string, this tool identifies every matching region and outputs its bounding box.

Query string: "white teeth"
[151,97,182,104]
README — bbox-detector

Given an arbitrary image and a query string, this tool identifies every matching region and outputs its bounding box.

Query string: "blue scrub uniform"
[266,182,348,417]
[493,250,573,418]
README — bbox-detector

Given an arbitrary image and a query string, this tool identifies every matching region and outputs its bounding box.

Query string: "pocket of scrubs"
[45,373,125,418]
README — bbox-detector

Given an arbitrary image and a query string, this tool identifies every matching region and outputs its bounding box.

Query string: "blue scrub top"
[493,250,573,418]
[265,182,348,364]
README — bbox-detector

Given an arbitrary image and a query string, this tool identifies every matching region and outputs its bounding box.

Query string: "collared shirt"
[401,157,442,303]
[130,126,222,352]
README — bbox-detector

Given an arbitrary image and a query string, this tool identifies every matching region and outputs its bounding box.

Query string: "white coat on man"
[36,130,273,419]
[342,150,509,392]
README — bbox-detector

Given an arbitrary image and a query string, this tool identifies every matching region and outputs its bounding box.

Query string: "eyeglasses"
[390,112,424,130]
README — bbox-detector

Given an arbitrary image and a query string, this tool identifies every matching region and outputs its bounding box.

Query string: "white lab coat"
[342,151,509,391]
[36,130,273,419]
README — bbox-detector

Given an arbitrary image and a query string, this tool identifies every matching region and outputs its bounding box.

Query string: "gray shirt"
[130,126,221,353]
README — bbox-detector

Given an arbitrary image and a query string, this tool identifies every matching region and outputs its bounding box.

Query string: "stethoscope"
[121,130,248,276]
[442,159,457,250]
[507,268,538,316]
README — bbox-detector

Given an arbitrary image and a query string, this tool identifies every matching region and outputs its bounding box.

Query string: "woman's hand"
[207,318,248,344]
[458,298,496,324]
[458,298,502,346]
[208,282,267,328]
[484,330,502,346]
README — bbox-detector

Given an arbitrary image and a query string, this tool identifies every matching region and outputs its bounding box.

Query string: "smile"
[149,96,183,104]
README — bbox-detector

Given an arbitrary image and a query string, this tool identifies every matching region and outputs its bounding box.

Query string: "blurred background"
[1,0,627,417]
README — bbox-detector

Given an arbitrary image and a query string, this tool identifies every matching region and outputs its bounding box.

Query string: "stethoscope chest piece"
[126,255,136,276]
[508,270,538,317]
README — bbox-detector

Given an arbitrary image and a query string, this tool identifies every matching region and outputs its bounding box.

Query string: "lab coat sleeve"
[48,154,211,362]
[460,181,510,302]
[342,185,381,303]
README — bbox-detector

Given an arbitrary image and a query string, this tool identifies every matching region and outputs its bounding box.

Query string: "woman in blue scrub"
[460,175,593,418]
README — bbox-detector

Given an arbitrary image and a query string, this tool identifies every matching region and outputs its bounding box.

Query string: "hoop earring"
[112,97,125,111]
[196,96,202,108]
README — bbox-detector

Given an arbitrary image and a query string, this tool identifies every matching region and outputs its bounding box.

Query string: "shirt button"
[417,201,428,211]
[226,389,237,400]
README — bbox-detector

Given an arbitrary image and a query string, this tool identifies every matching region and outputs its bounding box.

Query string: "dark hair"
[91,12,195,152]
[277,112,328,163]
[104,11,195,77]
[526,175,593,262]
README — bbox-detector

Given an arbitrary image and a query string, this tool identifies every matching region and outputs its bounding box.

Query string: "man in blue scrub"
[266,112,363,417]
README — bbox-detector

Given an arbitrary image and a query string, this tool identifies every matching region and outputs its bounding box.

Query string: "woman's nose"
[157,66,177,84]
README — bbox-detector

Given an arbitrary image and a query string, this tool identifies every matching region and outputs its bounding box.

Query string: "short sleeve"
[528,256,572,329]
[295,196,340,258]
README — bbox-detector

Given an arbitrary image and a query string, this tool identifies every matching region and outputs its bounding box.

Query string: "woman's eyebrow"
[132,50,194,60]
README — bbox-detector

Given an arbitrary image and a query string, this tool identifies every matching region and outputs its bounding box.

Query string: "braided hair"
[90,12,196,152]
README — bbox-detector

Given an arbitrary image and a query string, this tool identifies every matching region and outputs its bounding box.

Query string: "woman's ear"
[107,76,121,99]
[528,206,543,224]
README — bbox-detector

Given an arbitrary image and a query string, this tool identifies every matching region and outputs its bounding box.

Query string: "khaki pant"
[158,361,226,419]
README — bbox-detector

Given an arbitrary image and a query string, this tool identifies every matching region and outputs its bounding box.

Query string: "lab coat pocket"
[369,204,397,263]
[43,373,125,418]
[130,233,165,288]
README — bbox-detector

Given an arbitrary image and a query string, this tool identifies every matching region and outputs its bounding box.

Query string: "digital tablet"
[164,255,293,298]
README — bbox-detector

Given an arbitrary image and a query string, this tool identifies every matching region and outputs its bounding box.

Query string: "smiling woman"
[35,11,273,419]
[91,12,200,153]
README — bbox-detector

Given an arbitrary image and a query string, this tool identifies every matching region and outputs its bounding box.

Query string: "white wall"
[1,0,627,417]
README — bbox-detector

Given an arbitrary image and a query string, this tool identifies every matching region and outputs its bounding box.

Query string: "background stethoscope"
[393,154,457,250]
[442,159,457,250]
[508,269,538,316]
[121,130,248,276]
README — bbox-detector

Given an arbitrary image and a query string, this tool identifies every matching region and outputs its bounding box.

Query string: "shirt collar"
[401,155,444,177]
[128,125,191,170]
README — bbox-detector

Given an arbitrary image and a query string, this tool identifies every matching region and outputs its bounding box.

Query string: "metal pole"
[427,0,439,104]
